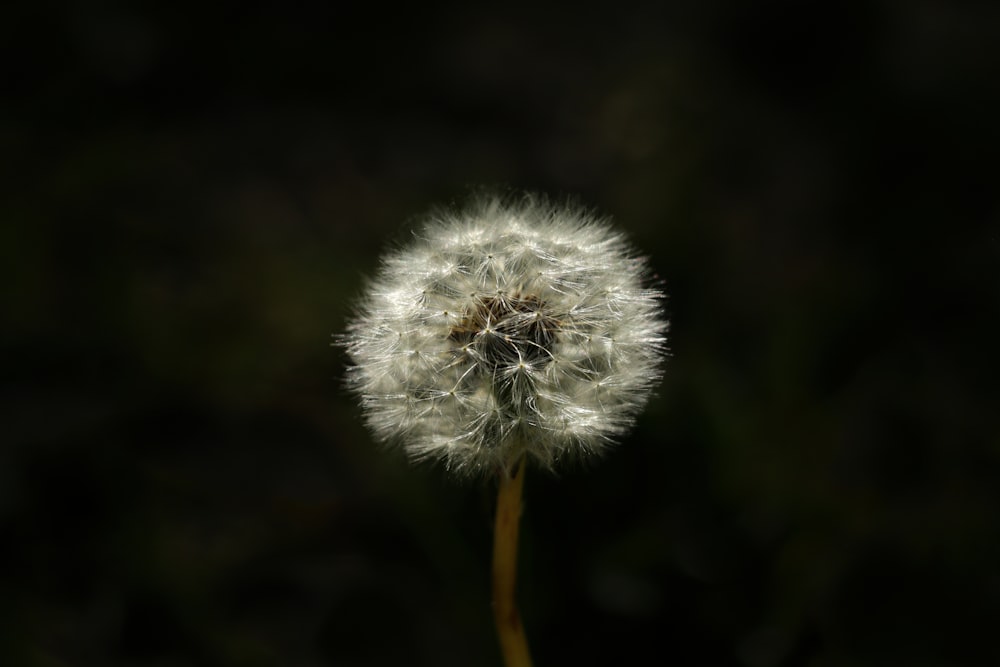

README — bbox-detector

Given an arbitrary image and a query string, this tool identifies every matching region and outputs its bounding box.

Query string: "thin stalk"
[492,457,532,667]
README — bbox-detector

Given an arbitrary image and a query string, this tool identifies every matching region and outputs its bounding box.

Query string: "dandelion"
[343,193,668,476]
[341,193,669,666]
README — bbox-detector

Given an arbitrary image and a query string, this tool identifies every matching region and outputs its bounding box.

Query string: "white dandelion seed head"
[342,193,669,478]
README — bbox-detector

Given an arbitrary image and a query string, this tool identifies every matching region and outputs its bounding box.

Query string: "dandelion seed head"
[342,193,669,478]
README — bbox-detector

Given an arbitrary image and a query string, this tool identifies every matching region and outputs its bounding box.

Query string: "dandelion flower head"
[343,194,668,478]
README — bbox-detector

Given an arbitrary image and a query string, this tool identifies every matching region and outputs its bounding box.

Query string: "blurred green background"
[3,1,998,665]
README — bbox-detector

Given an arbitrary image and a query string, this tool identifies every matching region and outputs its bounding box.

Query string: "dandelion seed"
[342,192,669,478]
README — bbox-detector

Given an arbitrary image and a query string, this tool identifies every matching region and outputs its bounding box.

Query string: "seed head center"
[449,293,559,369]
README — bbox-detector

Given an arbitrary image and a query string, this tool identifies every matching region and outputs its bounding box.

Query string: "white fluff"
[342,194,669,478]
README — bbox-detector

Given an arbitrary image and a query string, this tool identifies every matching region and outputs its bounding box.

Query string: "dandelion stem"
[492,456,533,667]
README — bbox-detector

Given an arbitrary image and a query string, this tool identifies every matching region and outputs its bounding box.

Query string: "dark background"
[3,1,998,665]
